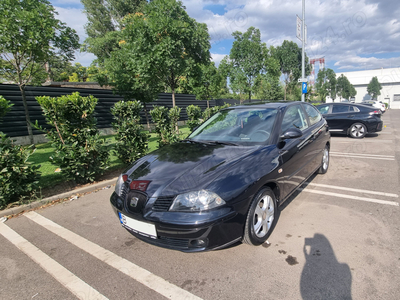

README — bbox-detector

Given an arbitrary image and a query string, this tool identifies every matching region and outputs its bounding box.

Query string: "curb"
[0,177,118,218]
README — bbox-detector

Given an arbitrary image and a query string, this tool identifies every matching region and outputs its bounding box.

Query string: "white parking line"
[330,152,395,158]
[0,222,108,300]
[300,188,399,206]
[306,182,399,198]
[333,139,393,143]
[24,211,203,300]
[330,153,395,160]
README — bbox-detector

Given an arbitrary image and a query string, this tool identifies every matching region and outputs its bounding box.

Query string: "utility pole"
[301,0,305,102]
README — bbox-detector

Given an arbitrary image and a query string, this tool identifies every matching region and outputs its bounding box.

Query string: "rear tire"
[243,187,279,246]
[349,123,367,138]
[317,145,329,174]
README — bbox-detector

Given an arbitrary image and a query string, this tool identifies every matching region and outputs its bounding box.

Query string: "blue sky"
[50,0,400,75]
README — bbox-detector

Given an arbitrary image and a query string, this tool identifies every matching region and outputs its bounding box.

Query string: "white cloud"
[211,53,228,66]
[52,0,400,70]
[53,6,88,43]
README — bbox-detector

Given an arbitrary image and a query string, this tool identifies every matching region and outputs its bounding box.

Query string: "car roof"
[316,102,376,110]
[225,101,305,110]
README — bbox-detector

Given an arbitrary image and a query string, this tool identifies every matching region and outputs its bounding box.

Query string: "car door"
[278,104,313,201]
[301,103,328,174]
[324,104,354,132]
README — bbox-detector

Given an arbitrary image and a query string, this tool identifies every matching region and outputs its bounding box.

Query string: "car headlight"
[169,190,226,212]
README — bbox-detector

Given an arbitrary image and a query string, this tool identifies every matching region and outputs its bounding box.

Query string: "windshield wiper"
[207,141,239,146]
[181,139,238,146]
[181,139,215,145]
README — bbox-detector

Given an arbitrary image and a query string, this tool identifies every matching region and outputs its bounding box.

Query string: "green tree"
[191,63,224,107]
[104,0,211,134]
[336,74,356,101]
[81,0,146,65]
[254,46,283,100]
[110,0,211,108]
[367,76,382,100]
[228,27,268,101]
[275,40,311,100]
[315,68,337,102]
[0,0,80,144]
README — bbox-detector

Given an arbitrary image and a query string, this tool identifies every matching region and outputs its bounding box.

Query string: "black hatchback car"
[316,103,383,138]
[110,102,331,252]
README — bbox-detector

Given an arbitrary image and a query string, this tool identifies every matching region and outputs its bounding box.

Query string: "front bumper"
[110,192,242,252]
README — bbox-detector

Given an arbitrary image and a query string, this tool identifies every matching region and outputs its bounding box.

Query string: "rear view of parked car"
[316,103,383,138]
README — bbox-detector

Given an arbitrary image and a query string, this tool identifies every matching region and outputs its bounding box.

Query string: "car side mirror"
[280,128,303,140]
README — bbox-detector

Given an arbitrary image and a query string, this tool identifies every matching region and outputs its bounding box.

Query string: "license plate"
[118,212,157,239]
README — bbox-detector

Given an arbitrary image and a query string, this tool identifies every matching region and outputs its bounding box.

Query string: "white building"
[330,67,400,109]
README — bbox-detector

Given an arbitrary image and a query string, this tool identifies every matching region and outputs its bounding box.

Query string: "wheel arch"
[263,181,281,204]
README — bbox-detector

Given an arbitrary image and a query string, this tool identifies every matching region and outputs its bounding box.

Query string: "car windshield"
[188,108,278,145]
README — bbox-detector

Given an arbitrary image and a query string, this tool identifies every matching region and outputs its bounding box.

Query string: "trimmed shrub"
[36,92,109,184]
[0,96,40,208]
[150,106,181,147]
[0,95,13,119]
[111,101,149,164]
[186,105,202,131]
[0,133,41,208]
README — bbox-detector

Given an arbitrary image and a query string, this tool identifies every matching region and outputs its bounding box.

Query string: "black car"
[110,102,331,252]
[316,103,383,138]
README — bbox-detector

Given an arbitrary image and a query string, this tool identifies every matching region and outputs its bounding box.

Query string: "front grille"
[159,237,190,248]
[153,196,175,211]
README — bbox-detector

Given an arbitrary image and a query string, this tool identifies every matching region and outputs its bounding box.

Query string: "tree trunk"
[207,100,209,108]
[249,90,251,103]
[20,86,34,145]
[172,89,178,133]
[172,89,176,107]
[284,86,287,100]
[45,62,52,82]
[143,102,151,132]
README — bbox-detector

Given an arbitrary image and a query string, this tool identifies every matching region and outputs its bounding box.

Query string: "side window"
[332,105,350,113]
[281,105,309,133]
[303,104,322,126]
[349,106,360,112]
[317,105,330,115]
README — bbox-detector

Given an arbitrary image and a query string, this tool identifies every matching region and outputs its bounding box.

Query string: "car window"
[349,106,360,112]
[281,105,309,133]
[317,105,330,115]
[303,104,322,126]
[332,105,350,113]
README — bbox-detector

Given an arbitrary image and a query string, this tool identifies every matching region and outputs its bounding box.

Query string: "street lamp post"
[301,0,305,102]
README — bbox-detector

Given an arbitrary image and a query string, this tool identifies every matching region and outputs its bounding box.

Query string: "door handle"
[348,115,355,118]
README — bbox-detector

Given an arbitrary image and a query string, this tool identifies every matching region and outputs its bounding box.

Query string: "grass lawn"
[28,126,191,191]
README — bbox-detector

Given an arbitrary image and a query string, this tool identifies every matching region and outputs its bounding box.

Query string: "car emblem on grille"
[130,197,139,207]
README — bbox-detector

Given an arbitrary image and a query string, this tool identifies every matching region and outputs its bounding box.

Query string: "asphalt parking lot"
[1,110,400,300]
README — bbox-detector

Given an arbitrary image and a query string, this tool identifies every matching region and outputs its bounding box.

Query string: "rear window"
[317,105,330,114]
[332,105,350,113]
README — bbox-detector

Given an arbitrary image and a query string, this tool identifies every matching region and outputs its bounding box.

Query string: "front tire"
[317,145,330,174]
[349,123,367,138]
[243,187,279,246]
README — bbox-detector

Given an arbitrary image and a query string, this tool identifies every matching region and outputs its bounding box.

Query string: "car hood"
[125,142,260,197]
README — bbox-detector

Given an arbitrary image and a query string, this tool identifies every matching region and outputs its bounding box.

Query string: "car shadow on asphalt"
[279,173,317,212]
